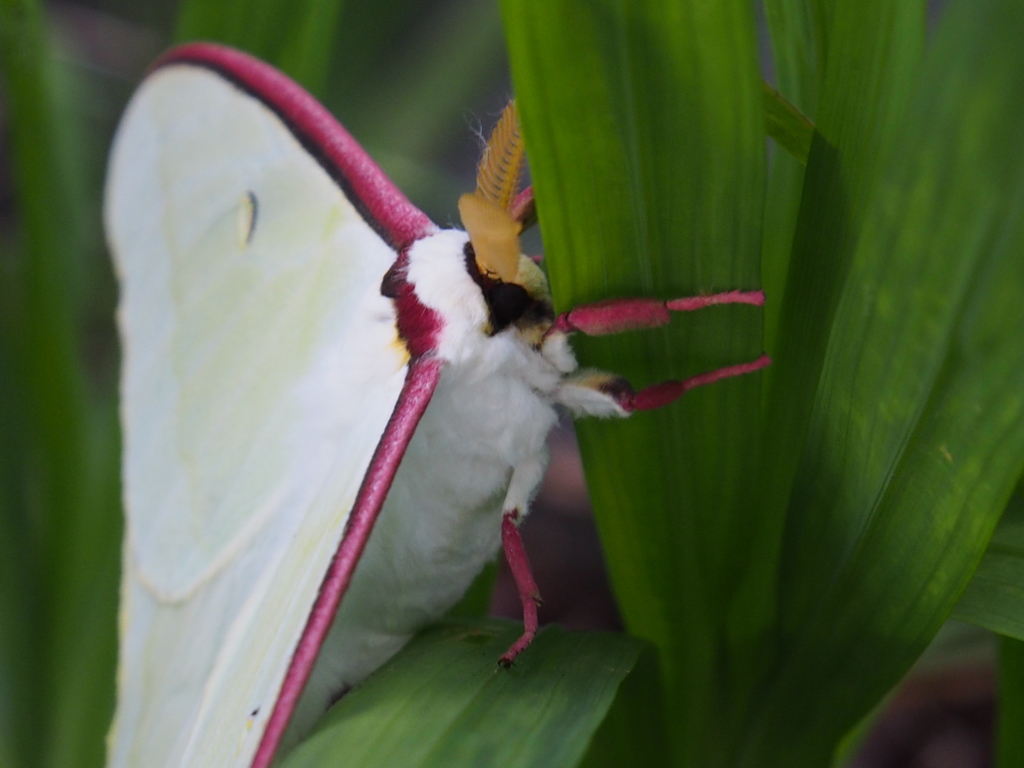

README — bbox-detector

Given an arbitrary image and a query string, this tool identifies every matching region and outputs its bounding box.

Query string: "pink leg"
[499,510,541,667]
[550,290,765,337]
[622,354,772,412]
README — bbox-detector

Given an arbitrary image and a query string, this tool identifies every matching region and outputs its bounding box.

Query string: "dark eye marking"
[238,190,258,247]
[380,262,403,298]
[488,283,532,331]
[463,242,534,333]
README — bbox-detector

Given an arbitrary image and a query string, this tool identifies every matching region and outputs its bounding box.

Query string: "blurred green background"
[4,0,1024,767]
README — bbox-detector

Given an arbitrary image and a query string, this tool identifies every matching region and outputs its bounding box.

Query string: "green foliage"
[503,1,766,765]
[0,1,121,767]
[747,1,1024,760]
[506,0,1024,766]
[280,620,654,768]
[954,487,1024,638]
[175,0,346,96]
[2,0,1024,766]
[761,82,812,165]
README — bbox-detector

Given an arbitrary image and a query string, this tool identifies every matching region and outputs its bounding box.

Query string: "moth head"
[400,101,553,353]
[455,100,553,341]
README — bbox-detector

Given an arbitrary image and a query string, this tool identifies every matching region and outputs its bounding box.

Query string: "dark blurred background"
[0,1,995,766]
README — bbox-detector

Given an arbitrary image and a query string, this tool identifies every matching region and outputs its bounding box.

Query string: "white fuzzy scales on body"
[289,229,592,742]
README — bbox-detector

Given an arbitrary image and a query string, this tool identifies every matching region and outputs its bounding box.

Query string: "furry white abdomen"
[285,344,559,746]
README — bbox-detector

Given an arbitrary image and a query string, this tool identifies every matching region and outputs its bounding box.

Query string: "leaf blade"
[952,490,1024,638]
[760,0,822,360]
[734,0,926,676]
[762,81,813,165]
[744,0,1024,763]
[503,1,766,765]
[280,621,653,768]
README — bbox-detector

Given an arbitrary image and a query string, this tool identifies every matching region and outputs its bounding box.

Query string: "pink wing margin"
[150,44,445,767]
[253,357,443,768]
[154,43,435,252]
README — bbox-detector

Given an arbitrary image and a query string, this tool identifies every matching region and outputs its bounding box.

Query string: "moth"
[104,42,769,768]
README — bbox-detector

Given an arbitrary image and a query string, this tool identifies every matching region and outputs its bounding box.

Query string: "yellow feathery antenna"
[475,100,525,211]
[458,194,521,282]
[459,99,525,283]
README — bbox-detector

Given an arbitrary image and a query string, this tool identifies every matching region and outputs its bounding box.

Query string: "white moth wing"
[106,64,409,767]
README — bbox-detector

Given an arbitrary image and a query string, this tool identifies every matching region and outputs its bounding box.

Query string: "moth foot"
[498,628,536,668]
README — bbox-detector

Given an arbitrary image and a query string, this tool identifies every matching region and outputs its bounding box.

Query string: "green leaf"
[952,489,1024,638]
[0,350,36,768]
[740,0,926,650]
[280,620,653,768]
[577,639,670,768]
[175,0,346,95]
[760,0,822,359]
[503,1,765,766]
[998,635,1024,768]
[762,81,813,165]
[742,0,1024,763]
[764,0,823,119]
